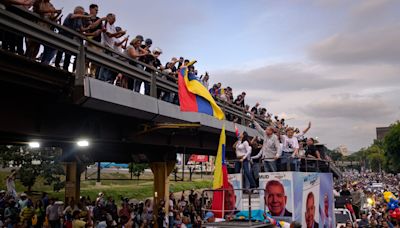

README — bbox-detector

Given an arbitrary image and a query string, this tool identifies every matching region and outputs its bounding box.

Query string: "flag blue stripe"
[196,95,213,116]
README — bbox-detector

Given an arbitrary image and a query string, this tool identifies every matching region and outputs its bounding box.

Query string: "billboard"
[228,173,243,211]
[259,172,294,222]
[189,155,209,162]
[257,172,333,225]
[319,173,335,228]
[301,173,320,228]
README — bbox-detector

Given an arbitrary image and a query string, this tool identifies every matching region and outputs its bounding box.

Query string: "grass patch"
[0,171,212,201]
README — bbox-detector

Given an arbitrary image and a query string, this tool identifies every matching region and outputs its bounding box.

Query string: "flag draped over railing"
[177,62,227,217]
[177,62,224,120]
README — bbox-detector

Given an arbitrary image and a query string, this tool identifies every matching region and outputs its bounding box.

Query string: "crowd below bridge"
[2,170,213,228]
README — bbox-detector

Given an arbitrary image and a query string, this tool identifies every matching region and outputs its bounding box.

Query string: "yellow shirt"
[72,219,86,228]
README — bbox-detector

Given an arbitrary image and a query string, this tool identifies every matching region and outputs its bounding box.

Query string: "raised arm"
[302,121,311,134]
[251,113,264,135]
[90,16,106,28]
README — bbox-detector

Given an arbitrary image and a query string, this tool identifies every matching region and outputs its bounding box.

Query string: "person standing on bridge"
[234,131,257,190]
[98,13,126,82]
[53,6,93,70]
[251,114,281,172]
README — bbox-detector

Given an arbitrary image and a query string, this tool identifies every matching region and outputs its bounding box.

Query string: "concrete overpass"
[0,5,342,216]
[0,5,268,207]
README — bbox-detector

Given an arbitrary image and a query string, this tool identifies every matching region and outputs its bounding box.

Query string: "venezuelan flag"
[178,64,224,120]
[211,125,230,218]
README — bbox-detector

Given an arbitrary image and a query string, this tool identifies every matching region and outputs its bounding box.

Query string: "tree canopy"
[0,145,65,192]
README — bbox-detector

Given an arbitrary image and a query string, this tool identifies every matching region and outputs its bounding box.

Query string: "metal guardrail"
[0,5,269,128]
[201,188,264,227]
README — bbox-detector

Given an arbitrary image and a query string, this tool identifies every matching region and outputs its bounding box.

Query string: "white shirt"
[102,22,116,49]
[201,80,209,89]
[169,199,174,217]
[113,38,123,53]
[281,135,299,153]
[235,141,252,160]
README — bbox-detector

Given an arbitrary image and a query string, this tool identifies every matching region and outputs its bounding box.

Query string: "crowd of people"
[232,113,322,190]
[1,170,214,228]
[334,171,400,228]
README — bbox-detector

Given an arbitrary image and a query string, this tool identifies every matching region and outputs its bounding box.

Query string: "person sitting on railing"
[251,114,282,172]
[208,84,218,98]
[225,87,233,104]
[52,6,93,70]
[233,94,244,108]
[219,88,229,103]
[251,102,260,115]
[200,72,209,89]
[280,127,300,171]
[233,92,246,108]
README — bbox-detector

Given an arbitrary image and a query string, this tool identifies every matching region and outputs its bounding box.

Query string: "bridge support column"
[64,161,81,203]
[150,161,175,228]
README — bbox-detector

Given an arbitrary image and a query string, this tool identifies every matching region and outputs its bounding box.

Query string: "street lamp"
[28,142,40,148]
[77,140,89,147]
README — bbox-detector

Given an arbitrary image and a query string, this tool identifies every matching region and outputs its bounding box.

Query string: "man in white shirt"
[281,128,300,171]
[98,13,126,82]
[251,115,282,172]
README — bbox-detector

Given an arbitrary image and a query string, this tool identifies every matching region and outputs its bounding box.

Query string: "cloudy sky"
[53,0,400,152]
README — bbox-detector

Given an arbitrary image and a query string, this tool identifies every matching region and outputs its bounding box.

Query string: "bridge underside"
[0,50,245,162]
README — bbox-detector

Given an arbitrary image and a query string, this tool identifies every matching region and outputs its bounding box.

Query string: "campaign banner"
[228,173,243,211]
[189,154,209,162]
[319,173,335,228]
[259,172,294,221]
[301,173,320,228]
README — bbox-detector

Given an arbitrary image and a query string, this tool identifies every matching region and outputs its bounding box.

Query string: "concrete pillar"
[64,162,81,204]
[150,161,175,228]
[96,162,101,186]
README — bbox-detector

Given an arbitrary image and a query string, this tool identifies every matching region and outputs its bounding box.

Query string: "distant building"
[376,127,390,141]
[336,145,349,156]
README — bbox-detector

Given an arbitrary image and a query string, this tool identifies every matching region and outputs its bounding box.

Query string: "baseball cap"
[145,38,152,45]
[204,212,214,220]
[135,35,144,41]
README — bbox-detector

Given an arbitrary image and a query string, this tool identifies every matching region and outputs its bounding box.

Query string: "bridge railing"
[0,5,269,129]
[226,157,342,178]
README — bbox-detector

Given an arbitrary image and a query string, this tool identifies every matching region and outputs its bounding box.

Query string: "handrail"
[0,5,271,129]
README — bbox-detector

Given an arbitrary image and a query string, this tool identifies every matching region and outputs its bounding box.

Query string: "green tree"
[365,145,385,172]
[129,163,148,184]
[0,145,65,192]
[384,121,400,172]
